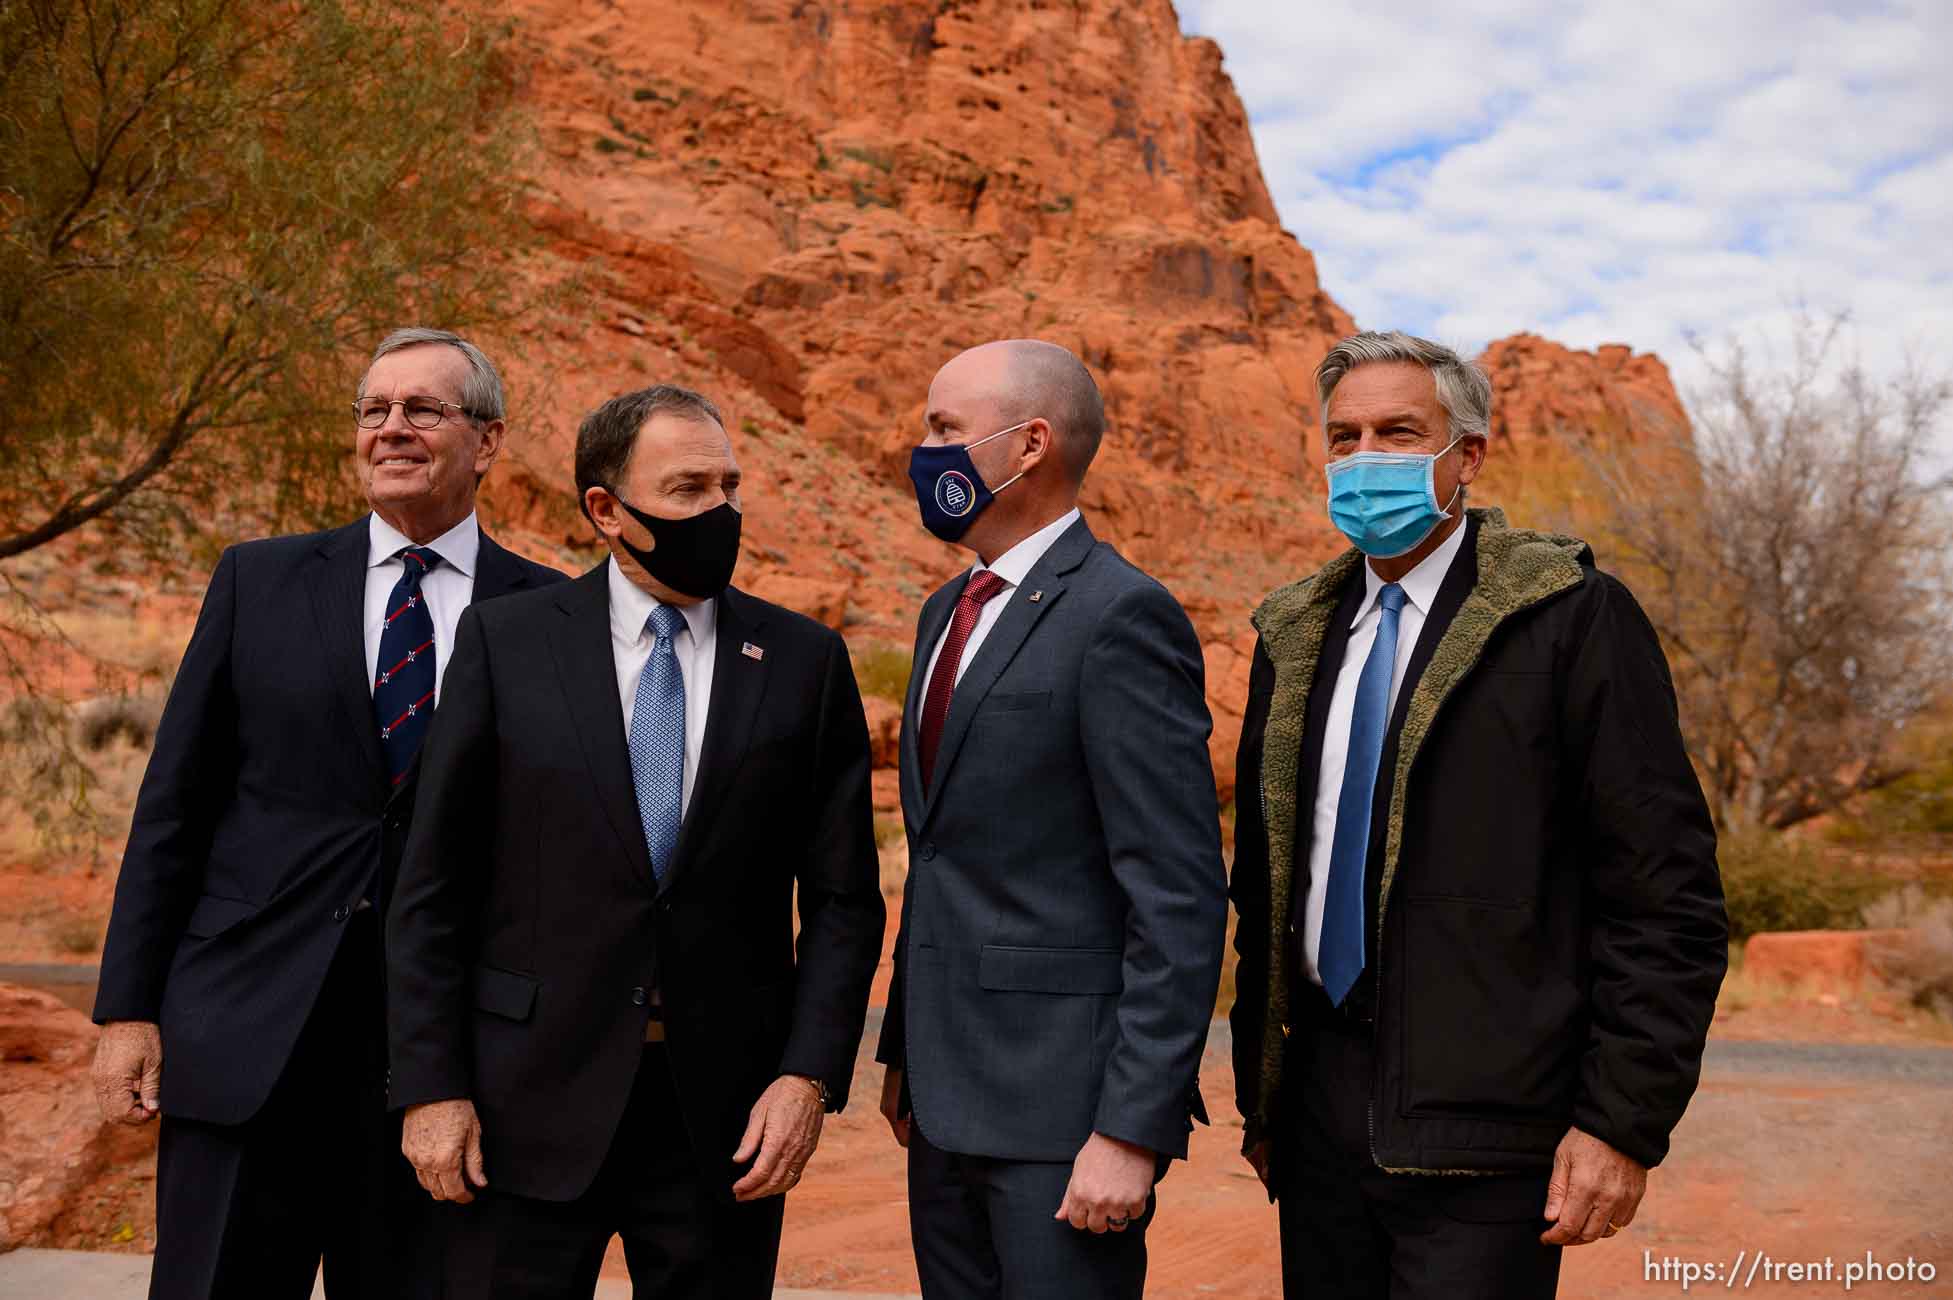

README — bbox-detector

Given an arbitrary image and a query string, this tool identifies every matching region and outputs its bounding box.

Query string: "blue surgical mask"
[907,420,1031,543]
[1323,437,1465,558]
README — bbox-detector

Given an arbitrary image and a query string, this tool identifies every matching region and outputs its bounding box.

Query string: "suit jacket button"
[630,987,648,1005]
[657,897,674,914]
[332,905,351,923]
[922,843,937,861]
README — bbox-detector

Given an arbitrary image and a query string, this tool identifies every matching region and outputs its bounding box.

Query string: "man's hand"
[1055,1132,1155,1233]
[731,1074,824,1201]
[879,1065,910,1148]
[402,1098,487,1204]
[1541,1126,1647,1246]
[1244,1138,1272,1189]
[92,1021,163,1124]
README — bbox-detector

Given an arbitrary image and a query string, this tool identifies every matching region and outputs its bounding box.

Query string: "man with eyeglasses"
[92,327,566,1299]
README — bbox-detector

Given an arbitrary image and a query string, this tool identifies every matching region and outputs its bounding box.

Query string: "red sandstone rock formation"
[1481,333,1688,445]
[0,985,156,1252]
[466,0,1692,800]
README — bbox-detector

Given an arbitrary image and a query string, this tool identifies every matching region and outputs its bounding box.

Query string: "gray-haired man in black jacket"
[1230,330,1727,1299]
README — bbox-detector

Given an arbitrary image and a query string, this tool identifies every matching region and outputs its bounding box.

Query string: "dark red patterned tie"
[918,569,1008,791]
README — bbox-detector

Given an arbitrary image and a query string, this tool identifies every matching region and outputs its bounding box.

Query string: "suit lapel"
[919,518,1096,824]
[1286,568,1366,926]
[385,531,541,812]
[901,586,958,822]
[546,564,656,885]
[310,520,389,800]
[662,588,770,895]
[471,532,539,602]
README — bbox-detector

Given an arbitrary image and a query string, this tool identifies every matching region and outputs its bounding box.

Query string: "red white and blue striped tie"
[373,546,443,786]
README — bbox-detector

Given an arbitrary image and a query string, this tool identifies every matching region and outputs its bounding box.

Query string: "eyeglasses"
[352,396,475,429]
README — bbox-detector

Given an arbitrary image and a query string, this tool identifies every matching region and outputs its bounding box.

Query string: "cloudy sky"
[1176,0,1951,415]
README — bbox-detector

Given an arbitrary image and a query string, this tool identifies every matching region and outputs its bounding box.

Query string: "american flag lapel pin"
[741,641,765,661]
[1028,589,1044,603]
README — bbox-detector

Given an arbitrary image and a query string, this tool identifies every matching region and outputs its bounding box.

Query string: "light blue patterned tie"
[1320,582,1407,1007]
[629,604,687,882]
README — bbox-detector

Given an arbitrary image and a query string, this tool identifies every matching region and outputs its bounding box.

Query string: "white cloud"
[1178,0,1953,449]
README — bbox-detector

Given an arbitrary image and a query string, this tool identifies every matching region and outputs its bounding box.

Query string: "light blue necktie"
[629,604,687,882]
[1320,582,1407,1007]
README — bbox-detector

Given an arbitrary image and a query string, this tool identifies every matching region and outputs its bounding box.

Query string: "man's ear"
[1457,435,1488,486]
[1019,418,1055,475]
[474,419,507,475]
[584,485,623,538]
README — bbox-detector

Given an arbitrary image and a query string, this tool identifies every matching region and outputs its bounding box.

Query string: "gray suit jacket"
[875,516,1228,1161]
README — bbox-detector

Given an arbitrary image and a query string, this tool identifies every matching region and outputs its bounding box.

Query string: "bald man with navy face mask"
[877,339,1230,1300]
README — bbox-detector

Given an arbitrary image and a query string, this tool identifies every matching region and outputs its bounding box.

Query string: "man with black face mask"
[878,340,1229,1300]
[387,384,885,1300]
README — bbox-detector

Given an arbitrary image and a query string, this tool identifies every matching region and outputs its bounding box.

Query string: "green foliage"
[1718,830,1886,939]
[0,0,540,561]
[1829,757,1953,840]
[873,815,906,851]
[851,642,912,703]
[1039,194,1074,214]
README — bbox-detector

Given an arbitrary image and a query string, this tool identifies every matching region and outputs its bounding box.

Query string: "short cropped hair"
[1001,340,1105,482]
[574,384,725,522]
[358,327,506,422]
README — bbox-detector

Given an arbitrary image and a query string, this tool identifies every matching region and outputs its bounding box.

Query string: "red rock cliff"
[473,0,1688,802]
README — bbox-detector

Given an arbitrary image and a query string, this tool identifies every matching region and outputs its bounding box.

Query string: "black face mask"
[611,495,741,598]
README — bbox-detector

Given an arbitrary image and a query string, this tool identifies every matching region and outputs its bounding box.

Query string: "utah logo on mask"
[936,471,976,517]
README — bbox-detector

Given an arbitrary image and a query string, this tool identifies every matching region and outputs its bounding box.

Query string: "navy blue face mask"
[907,420,1032,543]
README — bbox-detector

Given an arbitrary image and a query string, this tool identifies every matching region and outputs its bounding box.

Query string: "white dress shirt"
[1300,519,1470,986]
[363,512,480,705]
[922,507,1082,691]
[608,557,716,818]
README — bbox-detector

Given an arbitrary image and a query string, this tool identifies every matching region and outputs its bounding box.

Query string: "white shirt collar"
[976,507,1082,589]
[368,511,480,579]
[1352,514,1470,627]
[607,556,715,645]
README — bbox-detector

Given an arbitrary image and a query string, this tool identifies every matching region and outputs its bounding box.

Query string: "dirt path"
[629,1016,1953,1299]
[11,963,1948,1297]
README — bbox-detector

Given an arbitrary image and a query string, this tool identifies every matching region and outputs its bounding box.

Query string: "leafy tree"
[0,0,540,843]
[0,0,536,559]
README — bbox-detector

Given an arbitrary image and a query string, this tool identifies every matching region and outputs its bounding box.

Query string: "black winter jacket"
[1229,509,1727,1174]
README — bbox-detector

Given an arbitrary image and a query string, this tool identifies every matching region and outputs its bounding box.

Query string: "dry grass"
[1864,886,1953,1020]
[850,643,912,705]
[47,913,102,955]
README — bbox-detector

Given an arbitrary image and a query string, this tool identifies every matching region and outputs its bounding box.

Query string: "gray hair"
[358,327,507,422]
[1315,330,1491,441]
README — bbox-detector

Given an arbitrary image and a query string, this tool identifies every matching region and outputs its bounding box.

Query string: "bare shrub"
[1579,311,1953,830]
[1863,886,1953,1021]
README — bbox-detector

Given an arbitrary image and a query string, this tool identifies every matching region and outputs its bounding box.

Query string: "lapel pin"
[1028,590,1044,603]
[741,641,765,661]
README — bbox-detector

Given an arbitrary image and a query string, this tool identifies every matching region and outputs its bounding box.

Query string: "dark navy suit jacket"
[94,518,565,1124]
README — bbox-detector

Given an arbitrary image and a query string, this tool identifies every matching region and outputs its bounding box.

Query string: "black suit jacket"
[386,565,885,1203]
[94,519,565,1125]
[874,517,1229,1162]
